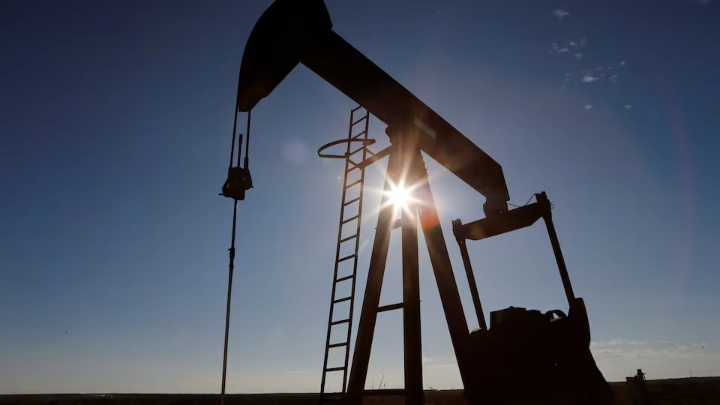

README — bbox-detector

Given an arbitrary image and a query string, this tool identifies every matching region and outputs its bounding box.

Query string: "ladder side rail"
[319,109,360,398]
[341,109,370,392]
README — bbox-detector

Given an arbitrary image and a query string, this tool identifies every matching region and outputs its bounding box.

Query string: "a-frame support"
[345,128,471,405]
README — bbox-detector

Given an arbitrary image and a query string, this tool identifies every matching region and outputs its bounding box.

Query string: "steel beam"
[452,219,487,331]
[414,165,471,383]
[399,135,424,405]
[345,149,399,405]
[537,192,576,306]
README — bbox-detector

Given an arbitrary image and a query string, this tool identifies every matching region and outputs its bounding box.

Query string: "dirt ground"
[2,378,719,405]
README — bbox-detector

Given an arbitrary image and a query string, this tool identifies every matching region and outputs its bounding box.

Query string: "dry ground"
[2,378,719,405]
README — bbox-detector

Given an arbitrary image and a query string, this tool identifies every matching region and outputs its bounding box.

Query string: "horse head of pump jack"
[235,0,510,216]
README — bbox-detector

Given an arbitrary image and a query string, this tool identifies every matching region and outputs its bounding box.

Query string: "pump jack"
[223,0,613,404]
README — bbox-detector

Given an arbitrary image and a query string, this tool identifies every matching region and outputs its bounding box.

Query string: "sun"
[386,184,411,210]
[375,177,423,218]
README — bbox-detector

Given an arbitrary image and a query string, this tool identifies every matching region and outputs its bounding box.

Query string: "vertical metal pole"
[220,105,243,405]
[537,192,575,306]
[415,165,471,384]
[346,148,401,405]
[401,137,423,405]
[220,202,238,405]
[452,220,487,331]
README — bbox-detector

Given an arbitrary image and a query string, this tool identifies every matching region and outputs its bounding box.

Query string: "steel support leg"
[402,209,423,405]
[415,163,471,383]
[346,149,400,405]
[347,133,470,403]
[400,137,423,405]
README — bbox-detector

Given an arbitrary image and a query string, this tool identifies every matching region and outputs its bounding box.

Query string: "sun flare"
[386,185,411,210]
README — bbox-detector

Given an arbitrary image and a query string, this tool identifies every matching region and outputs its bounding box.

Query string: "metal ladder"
[319,107,373,404]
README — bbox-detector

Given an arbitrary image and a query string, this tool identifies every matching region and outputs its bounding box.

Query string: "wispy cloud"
[592,339,650,347]
[582,73,600,83]
[548,37,586,55]
[560,58,626,86]
[619,60,627,66]
[585,105,594,110]
[625,105,633,110]
[553,9,570,19]
[422,355,434,364]
[591,340,712,360]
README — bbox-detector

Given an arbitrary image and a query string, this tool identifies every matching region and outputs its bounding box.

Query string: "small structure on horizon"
[627,368,652,405]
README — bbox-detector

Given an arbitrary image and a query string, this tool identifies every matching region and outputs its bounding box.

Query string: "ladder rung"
[348,146,364,156]
[341,214,359,224]
[351,116,366,126]
[338,254,356,263]
[393,219,403,229]
[326,366,346,372]
[340,234,357,243]
[343,197,360,206]
[328,342,348,348]
[334,296,351,304]
[352,130,367,139]
[345,179,362,189]
[336,275,353,282]
[378,302,404,313]
[331,319,350,326]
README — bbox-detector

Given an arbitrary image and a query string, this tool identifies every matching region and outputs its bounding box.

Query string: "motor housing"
[463,298,613,405]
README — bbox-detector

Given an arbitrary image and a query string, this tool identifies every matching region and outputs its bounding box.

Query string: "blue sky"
[2,0,720,394]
